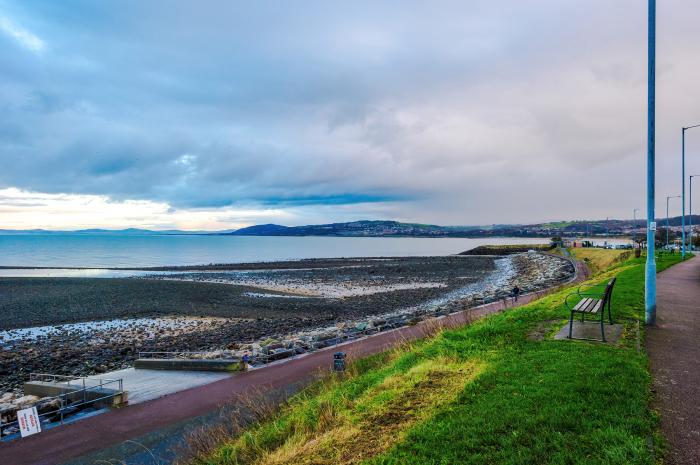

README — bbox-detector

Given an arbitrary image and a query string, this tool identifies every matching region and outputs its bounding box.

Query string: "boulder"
[12,395,40,409]
[36,397,61,413]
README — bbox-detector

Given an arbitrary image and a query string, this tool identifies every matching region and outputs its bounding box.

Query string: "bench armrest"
[564,291,605,311]
[565,293,584,311]
[576,282,606,295]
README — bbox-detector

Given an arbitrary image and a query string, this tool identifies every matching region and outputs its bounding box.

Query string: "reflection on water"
[0,268,172,278]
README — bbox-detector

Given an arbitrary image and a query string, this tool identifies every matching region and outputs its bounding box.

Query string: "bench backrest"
[602,277,616,305]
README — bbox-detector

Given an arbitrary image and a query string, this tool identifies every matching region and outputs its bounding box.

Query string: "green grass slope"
[187,253,682,465]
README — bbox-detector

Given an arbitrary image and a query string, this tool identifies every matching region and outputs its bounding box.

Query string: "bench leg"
[608,299,613,325]
[569,311,574,338]
[600,316,606,342]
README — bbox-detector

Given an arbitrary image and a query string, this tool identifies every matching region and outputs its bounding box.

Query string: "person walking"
[511,285,521,303]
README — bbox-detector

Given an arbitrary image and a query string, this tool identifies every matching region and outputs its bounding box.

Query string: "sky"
[1,0,700,231]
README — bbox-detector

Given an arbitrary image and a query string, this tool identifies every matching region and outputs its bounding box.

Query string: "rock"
[36,397,61,413]
[0,403,14,414]
[12,395,39,409]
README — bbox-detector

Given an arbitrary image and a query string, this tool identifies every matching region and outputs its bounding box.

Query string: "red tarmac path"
[647,255,700,465]
[0,259,587,465]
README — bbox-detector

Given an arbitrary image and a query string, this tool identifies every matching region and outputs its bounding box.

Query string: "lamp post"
[666,195,680,248]
[681,124,700,259]
[633,208,640,250]
[645,0,656,325]
[691,175,700,251]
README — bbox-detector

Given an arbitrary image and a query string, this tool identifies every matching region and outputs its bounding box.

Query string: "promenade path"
[0,259,587,465]
[648,256,700,465]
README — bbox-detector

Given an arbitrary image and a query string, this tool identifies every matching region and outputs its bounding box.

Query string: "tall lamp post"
[681,124,700,259]
[645,0,656,325]
[667,195,680,248]
[691,175,700,251]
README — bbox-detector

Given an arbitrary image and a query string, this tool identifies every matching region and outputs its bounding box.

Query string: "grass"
[570,248,631,275]
[186,251,684,465]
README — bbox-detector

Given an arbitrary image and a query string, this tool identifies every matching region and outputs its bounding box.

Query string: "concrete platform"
[23,381,127,407]
[133,358,243,372]
[553,321,624,343]
[76,368,232,404]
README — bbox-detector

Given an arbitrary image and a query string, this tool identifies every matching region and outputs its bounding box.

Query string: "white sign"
[649,222,657,231]
[17,406,41,438]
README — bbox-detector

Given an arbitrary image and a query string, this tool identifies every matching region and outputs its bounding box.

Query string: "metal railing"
[0,375,124,442]
[30,373,123,390]
[249,311,450,365]
[141,271,576,367]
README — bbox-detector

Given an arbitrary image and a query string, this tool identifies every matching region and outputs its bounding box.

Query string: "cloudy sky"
[1,1,699,230]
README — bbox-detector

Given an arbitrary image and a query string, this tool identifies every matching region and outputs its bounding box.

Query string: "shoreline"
[0,253,575,393]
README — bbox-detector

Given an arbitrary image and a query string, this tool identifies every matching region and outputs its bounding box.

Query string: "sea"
[0,234,553,277]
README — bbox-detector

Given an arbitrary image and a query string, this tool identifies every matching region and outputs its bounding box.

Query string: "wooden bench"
[564,277,616,342]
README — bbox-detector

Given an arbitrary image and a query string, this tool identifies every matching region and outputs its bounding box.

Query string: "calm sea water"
[0,234,550,269]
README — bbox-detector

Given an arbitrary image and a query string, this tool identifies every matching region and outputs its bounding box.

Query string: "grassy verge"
[569,248,632,275]
[186,252,683,465]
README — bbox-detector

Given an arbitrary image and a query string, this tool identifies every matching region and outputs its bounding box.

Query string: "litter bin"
[333,352,346,372]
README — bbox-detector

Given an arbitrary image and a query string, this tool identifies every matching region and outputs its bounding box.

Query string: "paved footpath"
[648,256,700,465]
[0,260,587,465]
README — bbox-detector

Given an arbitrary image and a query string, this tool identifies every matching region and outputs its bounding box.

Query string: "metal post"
[667,196,670,247]
[683,129,686,258]
[681,127,700,252]
[692,176,696,251]
[691,175,699,252]
[667,195,680,248]
[645,0,656,325]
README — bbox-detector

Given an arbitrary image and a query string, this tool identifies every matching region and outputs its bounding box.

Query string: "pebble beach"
[0,252,574,396]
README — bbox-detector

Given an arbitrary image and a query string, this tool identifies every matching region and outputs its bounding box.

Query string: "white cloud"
[0,15,45,54]
[0,188,294,230]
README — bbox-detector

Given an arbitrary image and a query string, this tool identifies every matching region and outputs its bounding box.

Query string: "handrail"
[0,376,124,441]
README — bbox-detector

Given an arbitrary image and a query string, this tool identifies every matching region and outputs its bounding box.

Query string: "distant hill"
[228,216,700,238]
[1,216,697,237]
[230,224,297,235]
[228,220,482,237]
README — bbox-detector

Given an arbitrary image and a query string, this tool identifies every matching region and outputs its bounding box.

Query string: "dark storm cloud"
[1,0,700,225]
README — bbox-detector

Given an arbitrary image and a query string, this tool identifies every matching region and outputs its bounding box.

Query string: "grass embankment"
[570,248,631,275]
[187,252,682,465]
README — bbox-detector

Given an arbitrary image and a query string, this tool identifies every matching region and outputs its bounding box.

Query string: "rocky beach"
[0,252,575,396]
